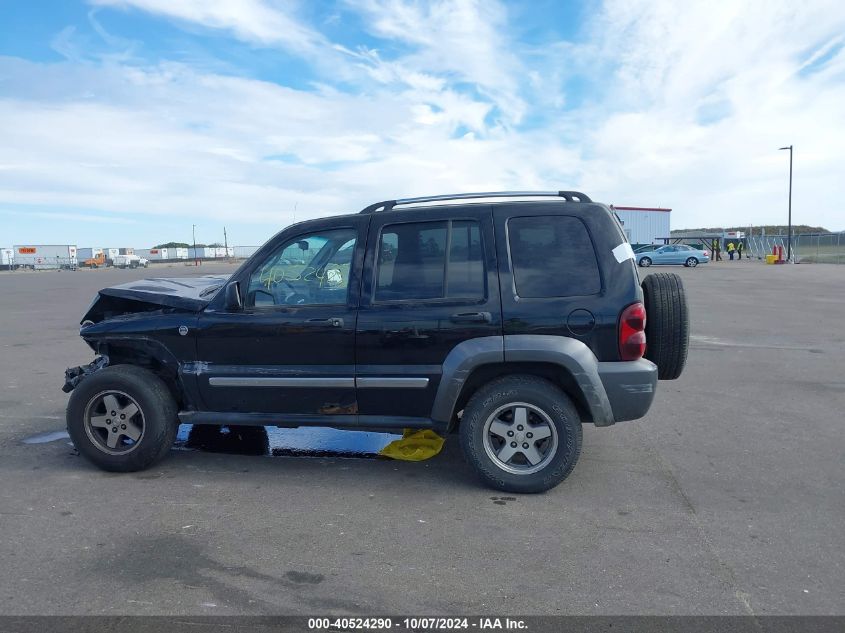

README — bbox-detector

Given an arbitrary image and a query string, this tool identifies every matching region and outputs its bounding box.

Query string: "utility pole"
[192,224,198,266]
[223,226,228,260]
[779,145,793,262]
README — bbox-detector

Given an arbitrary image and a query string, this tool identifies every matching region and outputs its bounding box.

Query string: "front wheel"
[459,375,582,493]
[685,257,698,267]
[639,257,652,267]
[66,365,178,472]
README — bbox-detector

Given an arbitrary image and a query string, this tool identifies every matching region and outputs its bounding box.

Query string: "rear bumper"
[597,359,658,423]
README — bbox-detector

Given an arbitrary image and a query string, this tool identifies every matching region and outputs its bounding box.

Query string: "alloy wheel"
[482,402,558,475]
[83,390,145,455]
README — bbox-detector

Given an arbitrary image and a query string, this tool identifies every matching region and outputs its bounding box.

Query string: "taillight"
[619,302,646,361]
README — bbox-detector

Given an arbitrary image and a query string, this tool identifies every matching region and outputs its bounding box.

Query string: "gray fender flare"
[430,337,504,424]
[430,334,615,427]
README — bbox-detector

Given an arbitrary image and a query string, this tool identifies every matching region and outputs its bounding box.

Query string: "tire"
[459,375,582,494]
[639,256,652,267]
[66,365,178,472]
[641,272,689,380]
[685,257,698,267]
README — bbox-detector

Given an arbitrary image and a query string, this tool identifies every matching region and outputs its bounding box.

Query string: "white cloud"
[350,0,526,125]
[90,0,326,55]
[565,0,845,228]
[1,0,845,248]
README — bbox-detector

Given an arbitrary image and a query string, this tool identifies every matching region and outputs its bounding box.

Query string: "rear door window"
[375,220,485,302]
[507,215,601,298]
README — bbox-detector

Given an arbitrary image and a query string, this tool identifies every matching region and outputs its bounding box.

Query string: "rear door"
[494,204,614,360]
[355,205,501,419]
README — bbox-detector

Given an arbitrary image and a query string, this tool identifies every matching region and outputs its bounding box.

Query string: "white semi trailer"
[136,248,169,260]
[12,245,78,270]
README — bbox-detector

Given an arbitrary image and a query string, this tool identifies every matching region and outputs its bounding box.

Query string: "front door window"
[246,229,357,307]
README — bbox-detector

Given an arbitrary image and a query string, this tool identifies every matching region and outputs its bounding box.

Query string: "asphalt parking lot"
[0,260,842,616]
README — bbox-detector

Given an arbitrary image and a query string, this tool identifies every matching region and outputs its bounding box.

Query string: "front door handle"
[306,317,344,328]
[450,311,492,324]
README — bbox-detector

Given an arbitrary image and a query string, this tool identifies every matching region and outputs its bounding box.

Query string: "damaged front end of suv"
[63,276,228,394]
[62,275,231,471]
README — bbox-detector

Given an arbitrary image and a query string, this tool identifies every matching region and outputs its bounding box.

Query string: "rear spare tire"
[641,272,689,380]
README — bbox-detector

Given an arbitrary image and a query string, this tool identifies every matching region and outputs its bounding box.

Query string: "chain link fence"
[793,232,845,264]
[746,232,845,264]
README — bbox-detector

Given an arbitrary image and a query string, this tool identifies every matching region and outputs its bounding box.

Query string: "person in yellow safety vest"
[727,241,736,260]
[712,239,722,261]
[737,241,744,260]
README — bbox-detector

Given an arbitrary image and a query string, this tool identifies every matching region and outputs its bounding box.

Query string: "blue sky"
[1,0,844,248]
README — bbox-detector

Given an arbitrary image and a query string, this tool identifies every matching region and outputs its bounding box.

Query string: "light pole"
[779,145,793,262]
[192,224,198,266]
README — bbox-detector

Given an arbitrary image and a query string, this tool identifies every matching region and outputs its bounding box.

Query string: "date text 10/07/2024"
[307,617,528,630]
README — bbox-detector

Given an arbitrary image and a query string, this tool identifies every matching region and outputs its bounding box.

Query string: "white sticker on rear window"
[612,242,635,263]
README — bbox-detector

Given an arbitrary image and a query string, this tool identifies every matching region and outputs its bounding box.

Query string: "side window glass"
[508,216,601,298]
[375,220,484,302]
[246,228,357,307]
[447,220,484,298]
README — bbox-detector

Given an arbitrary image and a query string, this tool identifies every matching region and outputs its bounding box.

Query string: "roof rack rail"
[359,190,592,214]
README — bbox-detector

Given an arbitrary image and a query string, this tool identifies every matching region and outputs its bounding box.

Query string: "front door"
[195,217,367,417]
[355,205,501,420]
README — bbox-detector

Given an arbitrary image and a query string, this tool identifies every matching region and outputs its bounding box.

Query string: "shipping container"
[214,246,234,258]
[119,247,135,255]
[173,247,188,259]
[12,245,78,270]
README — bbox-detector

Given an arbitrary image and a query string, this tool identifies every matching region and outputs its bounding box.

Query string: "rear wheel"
[641,272,689,380]
[67,365,178,472]
[685,257,698,267]
[459,375,582,493]
[639,256,652,267]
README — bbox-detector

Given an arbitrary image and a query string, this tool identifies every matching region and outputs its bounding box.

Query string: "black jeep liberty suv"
[64,191,689,493]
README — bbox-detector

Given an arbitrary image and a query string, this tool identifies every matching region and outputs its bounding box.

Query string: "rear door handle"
[450,311,492,323]
[306,317,344,327]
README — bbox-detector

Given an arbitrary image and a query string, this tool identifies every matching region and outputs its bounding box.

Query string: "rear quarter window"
[507,215,601,298]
